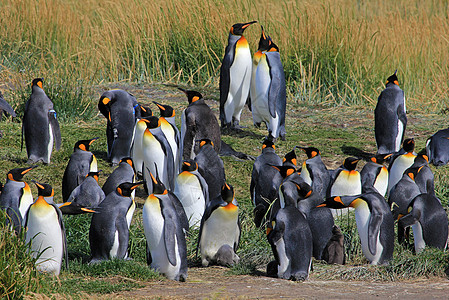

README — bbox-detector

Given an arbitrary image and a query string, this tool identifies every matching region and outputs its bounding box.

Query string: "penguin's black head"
[221,183,234,204]
[261,139,275,151]
[7,165,37,182]
[31,78,44,89]
[149,170,167,195]
[317,196,348,209]
[199,139,214,148]
[343,157,360,171]
[402,138,415,153]
[86,171,101,182]
[33,181,54,197]
[298,146,320,159]
[139,105,153,118]
[414,154,429,166]
[230,20,257,35]
[120,157,134,169]
[116,181,144,197]
[181,159,198,172]
[267,41,280,53]
[153,101,175,118]
[283,148,297,167]
[405,167,419,182]
[271,165,297,179]
[144,116,161,129]
[74,137,98,151]
[371,153,392,165]
[386,70,399,86]
[257,25,272,52]
[296,182,313,199]
[178,88,203,104]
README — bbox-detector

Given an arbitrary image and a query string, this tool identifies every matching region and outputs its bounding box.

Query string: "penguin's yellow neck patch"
[349,198,365,208]
[34,196,50,208]
[404,152,416,158]
[223,202,238,211]
[237,36,249,49]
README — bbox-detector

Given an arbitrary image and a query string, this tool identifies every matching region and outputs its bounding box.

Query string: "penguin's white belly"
[300,163,313,186]
[373,167,389,197]
[109,231,120,258]
[174,174,205,228]
[90,155,98,172]
[200,207,239,262]
[143,199,180,280]
[330,171,361,196]
[19,186,33,225]
[275,237,291,279]
[131,121,147,174]
[388,155,415,193]
[26,208,64,275]
[395,120,404,152]
[412,222,426,253]
[354,202,383,264]
[253,58,272,124]
[143,136,167,189]
[48,123,54,163]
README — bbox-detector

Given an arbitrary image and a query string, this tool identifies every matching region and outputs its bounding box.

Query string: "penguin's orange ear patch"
[408,172,414,181]
[311,151,317,158]
[262,144,267,149]
[394,80,399,86]
[102,97,111,105]
[305,190,312,198]
[184,162,191,167]
[200,141,206,147]
[192,96,199,103]
[79,144,86,151]
[371,157,377,163]
[422,155,429,162]
[282,158,286,162]
[210,141,214,147]
[117,187,123,195]
[292,158,297,166]
[286,168,294,177]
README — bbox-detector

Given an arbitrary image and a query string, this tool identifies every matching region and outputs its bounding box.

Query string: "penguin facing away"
[25,181,68,276]
[298,146,330,200]
[198,183,240,267]
[360,153,392,196]
[62,138,99,202]
[387,138,417,195]
[89,181,143,263]
[426,127,449,166]
[179,89,221,159]
[219,21,257,129]
[143,171,188,281]
[102,157,136,197]
[22,78,61,164]
[131,117,151,176]
[408,155,435,195]
[266,205,313,281]
[374,71,407,155]
[319,193,395,265]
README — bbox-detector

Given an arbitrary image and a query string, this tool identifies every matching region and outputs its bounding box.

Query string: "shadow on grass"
[341,145,374,161]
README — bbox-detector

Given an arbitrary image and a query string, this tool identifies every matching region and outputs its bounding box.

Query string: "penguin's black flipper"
[219,43,234,124]
[0,92,16,117]
[267,58,281,119]
[48,110,61,151]
[116,217,130,259]
[161,200,178,266]
[52,204,69,270]
[367,207,383,256]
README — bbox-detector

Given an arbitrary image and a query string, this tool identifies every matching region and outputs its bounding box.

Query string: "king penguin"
[408,155,435,195]
[250,139,283,227]
[89,181,143,263]
[0,166,36,232]
[22,78,61,164]
[62,138,98,202]
[387,138,417,195]
[198,183,240,267]
[374,70,407,154]
[426,127,449,166]
[0,91,16,119]
[319,193,394,265]
[98,89,139,165]
[252,31,287,140]
[174,159,209,229]
[328,157,361,197]
[25,181,68,276]
[143,171,189,281]
[179,89,221,159]
[219,21,257,129]
[102,157,136,197]
[360,153,392,196]
[266,205,313,281]
[298,146,330,199]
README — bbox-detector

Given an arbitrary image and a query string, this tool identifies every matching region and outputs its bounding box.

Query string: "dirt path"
[112,267,449,299]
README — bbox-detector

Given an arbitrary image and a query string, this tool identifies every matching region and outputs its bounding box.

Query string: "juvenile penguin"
[198,183,240,267]
[360,153,392,196]
[319,193,394,265]
[328,157,361,197]
[250,139,283,227]
[61,171,104,215]
[25,182,68,276]
[143,171,189,281]
[398,193,448,253]
[298,146,330,199]
[252,38,287,140]
[98,90,139,165]
[426,127,449,166]
[102,157,136,197]
[62,138,98,202]
[22,78,61,164]
[387,138,416,195]
[195,139,226,200]
[374,71,407,154]
[174,160,209,228]
[266,205,313,281]
[153,101,181,174]
[179,89,221,159]
[89,181,143,263]
[0,166,36,231]
[219,21,257,129]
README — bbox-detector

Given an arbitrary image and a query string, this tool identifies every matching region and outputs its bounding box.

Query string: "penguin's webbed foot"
[291,271,308,282]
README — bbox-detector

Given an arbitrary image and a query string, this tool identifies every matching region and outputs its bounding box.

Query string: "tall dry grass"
[1,0,449,117]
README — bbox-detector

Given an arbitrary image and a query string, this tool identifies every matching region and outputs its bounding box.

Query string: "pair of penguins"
[220,21,286,141]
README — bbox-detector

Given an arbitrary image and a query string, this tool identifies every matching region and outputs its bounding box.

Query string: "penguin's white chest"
[300,162,313,186]
[275,237,291,279]
[142,132,167,190]
[331,170,361,196]
[26,206,64,275]
[354,201,383,264]
[131,120,147,174]
[174,172,205,228]
[388,153,416,193]
[373,166,389,196]
[18,183,33,225]
[412,222,426,253]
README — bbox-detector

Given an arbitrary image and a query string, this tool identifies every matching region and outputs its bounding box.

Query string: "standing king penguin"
[374,71,407,154]
[219,21,257,129]
[89,181,143,263]
[387,138,417,195]
[25,182,68,276]
[22,78,61,164]
[143,171,189,281]
[360,153,392,196]
[0,91,16,119]
[62,138,98,202]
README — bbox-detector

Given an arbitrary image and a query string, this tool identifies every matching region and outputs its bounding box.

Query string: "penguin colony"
[0,22,448,284]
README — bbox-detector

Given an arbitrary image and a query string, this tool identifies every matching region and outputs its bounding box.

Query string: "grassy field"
[1,0,449,298]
